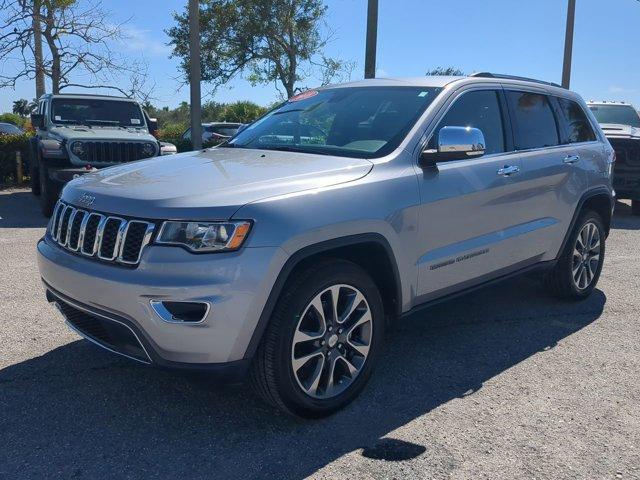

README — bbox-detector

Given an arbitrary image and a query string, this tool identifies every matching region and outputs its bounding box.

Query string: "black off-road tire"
[38,160,58,217]
[544,210,606,301]
[250,258,385,418]
[30,141,41,196]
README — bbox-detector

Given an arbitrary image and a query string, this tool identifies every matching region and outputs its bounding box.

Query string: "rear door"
[503,89,591,260]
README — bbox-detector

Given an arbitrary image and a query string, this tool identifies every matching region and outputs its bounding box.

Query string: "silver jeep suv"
[37,74,614,418]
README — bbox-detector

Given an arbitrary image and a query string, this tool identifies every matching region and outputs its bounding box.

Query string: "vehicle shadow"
[611,200,640,230]
[0,276,606,479]
[0,189,49,228]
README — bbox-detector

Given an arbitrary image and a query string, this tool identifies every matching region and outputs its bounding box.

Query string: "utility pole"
[561,0,576,89]
[364,0,378,79]
[188,0,203,150]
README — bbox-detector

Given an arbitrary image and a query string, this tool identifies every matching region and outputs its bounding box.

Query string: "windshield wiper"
[257,145,331,156]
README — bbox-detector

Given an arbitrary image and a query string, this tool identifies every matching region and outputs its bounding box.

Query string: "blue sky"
[1,0,640,112]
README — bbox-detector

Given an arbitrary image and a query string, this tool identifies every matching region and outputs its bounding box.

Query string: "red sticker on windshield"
[289,90,318,102]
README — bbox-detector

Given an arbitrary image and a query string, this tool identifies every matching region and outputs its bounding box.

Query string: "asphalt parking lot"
[1,188,639,480]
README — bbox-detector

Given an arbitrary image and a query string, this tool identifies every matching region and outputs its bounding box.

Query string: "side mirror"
[30,113,44,129]
[147,118,158,134]
[420,126,486,167]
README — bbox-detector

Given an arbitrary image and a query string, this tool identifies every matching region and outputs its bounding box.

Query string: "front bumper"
[37,237,287,371]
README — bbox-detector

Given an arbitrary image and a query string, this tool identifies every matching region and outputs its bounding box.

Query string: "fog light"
[150,300,209,323]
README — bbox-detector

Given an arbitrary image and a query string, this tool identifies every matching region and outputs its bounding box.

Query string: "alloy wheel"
[290,284,373,399]
[572,222,601,290]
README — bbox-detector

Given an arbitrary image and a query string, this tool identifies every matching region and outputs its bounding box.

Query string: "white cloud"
[609,86,638,95]
[119,25,172,57]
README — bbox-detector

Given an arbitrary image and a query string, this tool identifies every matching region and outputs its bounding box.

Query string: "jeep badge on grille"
[77,193,96,207]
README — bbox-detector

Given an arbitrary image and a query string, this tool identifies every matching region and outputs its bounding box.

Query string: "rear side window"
[429,90,506,155]
[506,91,559,150]
[556,98,596,143]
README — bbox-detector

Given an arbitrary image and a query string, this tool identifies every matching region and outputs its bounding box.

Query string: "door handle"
[497,165,520,176]
[563,154,580,164]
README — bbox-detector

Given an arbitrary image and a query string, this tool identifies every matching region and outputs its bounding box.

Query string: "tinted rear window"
[556,98,596,144]
[506,91,559,150]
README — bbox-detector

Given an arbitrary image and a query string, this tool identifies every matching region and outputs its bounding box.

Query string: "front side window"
[588,104,640,128]
[428,90,506,155]
[228,86,442,158]
[50,98,145,128]
[556,98,596,143]
[506,91,559,150]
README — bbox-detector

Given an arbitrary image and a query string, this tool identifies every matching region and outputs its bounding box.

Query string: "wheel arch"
[557,187,614,260]
[243,233,402,361]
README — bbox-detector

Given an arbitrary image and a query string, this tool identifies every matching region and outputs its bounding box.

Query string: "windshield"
[588,104,640,128]
[228,86,442,158]
[50,98,146,127]
[0,123,22,135]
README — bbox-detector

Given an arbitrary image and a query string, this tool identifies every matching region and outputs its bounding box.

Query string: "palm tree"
[12,99,36,117]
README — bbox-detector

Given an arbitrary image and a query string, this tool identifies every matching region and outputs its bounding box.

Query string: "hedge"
[0,133,32,184]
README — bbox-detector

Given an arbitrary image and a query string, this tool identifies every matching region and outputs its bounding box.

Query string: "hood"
[599,123,640,139]
[49,125,156,142]
[62,147,373,220]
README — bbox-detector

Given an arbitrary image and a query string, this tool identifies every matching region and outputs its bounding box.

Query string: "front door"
[415,88,534,301]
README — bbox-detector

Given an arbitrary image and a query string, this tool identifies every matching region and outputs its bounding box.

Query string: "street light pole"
[364,0,378,79]
[561,0,576,89]
[189,0,203,150]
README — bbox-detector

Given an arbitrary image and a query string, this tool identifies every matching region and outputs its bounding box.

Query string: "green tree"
[167,0,350,98]
[221,101,267,123]
[426,67,465,76]
[12,99,36,116]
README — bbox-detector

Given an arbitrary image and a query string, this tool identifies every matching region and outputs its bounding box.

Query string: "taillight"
[606,149,615,177]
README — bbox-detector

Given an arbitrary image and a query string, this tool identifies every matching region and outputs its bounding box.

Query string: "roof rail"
[469,72,562,89]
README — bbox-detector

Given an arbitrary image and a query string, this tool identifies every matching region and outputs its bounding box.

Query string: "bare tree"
[0,0,153,100]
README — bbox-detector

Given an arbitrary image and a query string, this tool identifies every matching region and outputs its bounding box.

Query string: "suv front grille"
[49,201,155,266]
[80,141,151,163]
[609,138,640,168]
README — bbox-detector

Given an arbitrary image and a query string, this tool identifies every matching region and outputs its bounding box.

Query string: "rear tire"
[38,160,58,217]
[632,200,640,216]
[250,259,385,418]
[544,210,605,301]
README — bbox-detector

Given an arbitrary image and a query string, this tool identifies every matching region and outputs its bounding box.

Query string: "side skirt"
[400,258,556,319]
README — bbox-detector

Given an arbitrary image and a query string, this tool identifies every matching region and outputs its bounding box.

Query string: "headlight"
[156,221,252,252]
[142,142,157,157]
[71,141,85,157]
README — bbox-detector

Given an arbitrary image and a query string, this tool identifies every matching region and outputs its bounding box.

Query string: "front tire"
[250,259,385,418]
[38,160,58,217]
[545,210,606,300]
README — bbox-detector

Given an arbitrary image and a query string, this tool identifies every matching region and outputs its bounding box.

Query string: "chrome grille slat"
[48,201,154,266]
